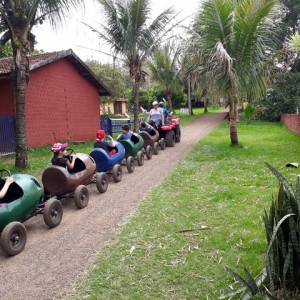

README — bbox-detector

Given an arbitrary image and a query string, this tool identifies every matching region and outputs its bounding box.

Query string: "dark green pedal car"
[0,169,63,256]
[119,133,145,173]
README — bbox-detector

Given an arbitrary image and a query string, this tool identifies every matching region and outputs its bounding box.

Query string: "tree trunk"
[229,98,238,146]
[204,98,208,113]
[166,93,173,111]
[132,79,140,132]
[13,46,28,169]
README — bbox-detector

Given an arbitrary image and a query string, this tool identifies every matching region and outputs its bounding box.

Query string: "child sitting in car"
[139,122,156,136]
[117,124,133,141]
[51,143,78,170]
[94,129,117,156]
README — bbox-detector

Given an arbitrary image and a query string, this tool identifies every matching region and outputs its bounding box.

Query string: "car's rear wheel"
[145,145,152,159]
[159,138,166,150]
[96,172,108,193]
[43,198,63,228]
[126,156,135,173]
[74,185,89,209]
[137,151,144,166]
[165,130,175,147]
[175,126,181,143]
[112,164,122,182]
[1,222,27,256]
[153,142,159,155]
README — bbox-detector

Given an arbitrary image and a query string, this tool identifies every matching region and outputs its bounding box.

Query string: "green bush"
[243,104,256,124]
[257,72,300,121]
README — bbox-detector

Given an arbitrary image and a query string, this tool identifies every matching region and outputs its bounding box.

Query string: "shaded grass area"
[68,120,300,300]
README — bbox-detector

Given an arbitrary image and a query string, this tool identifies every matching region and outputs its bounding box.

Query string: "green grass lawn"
[64,119,300,300]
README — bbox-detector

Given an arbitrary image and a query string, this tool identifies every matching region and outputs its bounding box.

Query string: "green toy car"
[119,133,145,172]
[0,169,63,256]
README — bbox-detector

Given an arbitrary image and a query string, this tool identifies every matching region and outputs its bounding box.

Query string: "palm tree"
[0,0,84,169]
[287,32,300,53]
[191,0,283,145]
[92,0,179,132]
[147,42,182,111]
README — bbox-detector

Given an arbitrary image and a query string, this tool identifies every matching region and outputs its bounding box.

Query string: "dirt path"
[0,111,227,300]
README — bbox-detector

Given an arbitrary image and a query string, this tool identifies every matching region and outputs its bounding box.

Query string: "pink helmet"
[51,142,68,152]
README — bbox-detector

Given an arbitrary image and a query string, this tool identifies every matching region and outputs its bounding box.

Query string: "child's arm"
[0,177,14,199]
[108,135,115,147]
[66,154,78,170]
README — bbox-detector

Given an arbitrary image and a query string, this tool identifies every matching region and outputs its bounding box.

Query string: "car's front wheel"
[74,185,89,209]
[96,172,108,193]
[43,198,63,228]
[1,222,27,256]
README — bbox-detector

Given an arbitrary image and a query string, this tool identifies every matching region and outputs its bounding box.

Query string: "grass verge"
[67,119,300,300]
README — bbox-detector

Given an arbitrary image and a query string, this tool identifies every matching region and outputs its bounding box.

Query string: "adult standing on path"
[0,111,227,300]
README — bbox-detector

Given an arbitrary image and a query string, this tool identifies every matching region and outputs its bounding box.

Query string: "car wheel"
[74,185,89,209]
[112,164,122,182]
[137,151,144,166]
[153,142,159,155]
[159,138,166,150]
[165,130,175,147]
[1,222,27,256]
[126,156,135,173]
[96,172,108,193]
[43,198,63,228]
[145,145,152,160]
[175,126,181,143]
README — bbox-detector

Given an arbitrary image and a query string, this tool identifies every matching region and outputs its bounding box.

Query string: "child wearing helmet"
[94,129,117,156]
[51,142,78,170]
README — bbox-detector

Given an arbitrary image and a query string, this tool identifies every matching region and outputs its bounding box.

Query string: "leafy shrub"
[221,163,300,299]
[257,72,300,121]
[243,104,256,124]
[263,163,300,298]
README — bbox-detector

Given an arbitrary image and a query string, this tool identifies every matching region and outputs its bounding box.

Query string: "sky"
[32,0,200,63]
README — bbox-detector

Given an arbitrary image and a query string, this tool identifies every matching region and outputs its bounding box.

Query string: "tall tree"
[91,0,178,132]
[0,0,83,169]
[147,43,182,111]
[191,0,284,145]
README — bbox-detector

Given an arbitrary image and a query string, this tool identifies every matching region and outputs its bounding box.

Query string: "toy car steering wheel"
[0,169,11,178]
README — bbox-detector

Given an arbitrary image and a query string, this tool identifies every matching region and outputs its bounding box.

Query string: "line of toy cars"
[0,118,181,256]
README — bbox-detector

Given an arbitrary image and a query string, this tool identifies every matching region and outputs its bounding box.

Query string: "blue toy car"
[89,142,126,182]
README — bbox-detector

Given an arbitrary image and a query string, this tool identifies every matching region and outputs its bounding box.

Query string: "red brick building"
[0,49,110,149]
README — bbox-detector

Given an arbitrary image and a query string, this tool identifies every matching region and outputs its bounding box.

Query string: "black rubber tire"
[165,130,175,147]
[43,198,63,228]
[74,185,89,209]
[145,145,152,160]
[1,222,27,256]
[96,172,108,193]
[112,164,122,182]
[175,126,181,143]
[159,138,166,150]
[137,151,144,166]
[126,157,135,173]
[153,142,159,155]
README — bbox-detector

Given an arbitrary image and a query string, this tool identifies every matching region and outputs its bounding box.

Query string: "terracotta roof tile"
[0,50,111,96]
[0,50,67,75]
